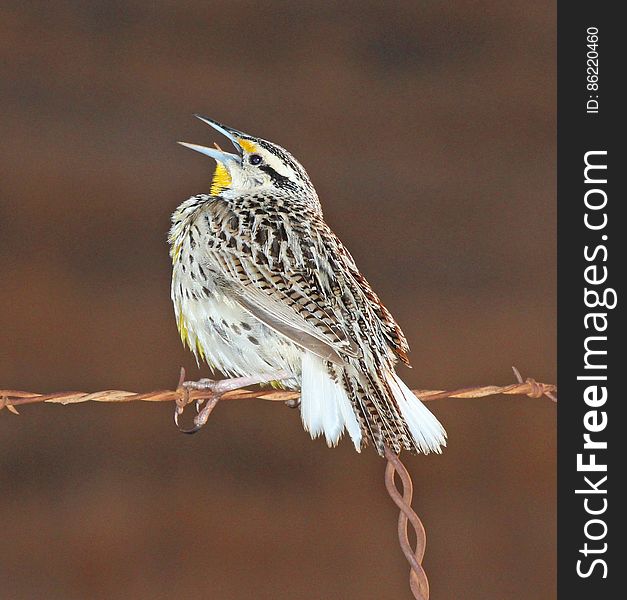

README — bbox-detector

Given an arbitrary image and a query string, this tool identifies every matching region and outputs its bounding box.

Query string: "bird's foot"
[174,374,221,434]
[174,368,292,434]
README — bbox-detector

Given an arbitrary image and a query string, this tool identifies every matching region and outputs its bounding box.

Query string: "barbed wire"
[0,366,556,414]
[0,366,555,599]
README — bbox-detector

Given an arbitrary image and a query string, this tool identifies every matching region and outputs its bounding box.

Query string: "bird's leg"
[175,370,292,434]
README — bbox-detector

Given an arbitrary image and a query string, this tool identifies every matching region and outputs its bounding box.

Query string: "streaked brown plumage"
[170,116,446,455]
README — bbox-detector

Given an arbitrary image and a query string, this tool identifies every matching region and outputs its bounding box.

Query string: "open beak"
[177,115,244,166]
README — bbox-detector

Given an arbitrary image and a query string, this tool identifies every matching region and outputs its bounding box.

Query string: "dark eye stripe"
[238,135,314,193]
[259,164,290,185]
[256,140,308,183]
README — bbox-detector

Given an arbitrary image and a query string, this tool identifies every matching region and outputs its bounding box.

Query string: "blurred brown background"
[0,2,555,599]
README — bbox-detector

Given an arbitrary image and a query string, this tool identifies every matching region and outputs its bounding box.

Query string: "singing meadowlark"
[169,115,446,456]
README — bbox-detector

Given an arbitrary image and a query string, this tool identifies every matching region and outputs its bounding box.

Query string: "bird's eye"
[249,154,262,166]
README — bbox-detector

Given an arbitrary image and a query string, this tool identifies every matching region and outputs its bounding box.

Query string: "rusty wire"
[0,367,555,599]
[385,446,429,599]
[0,366,556,414]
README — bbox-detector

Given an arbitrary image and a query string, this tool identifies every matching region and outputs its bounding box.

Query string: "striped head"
[179,115,318,203]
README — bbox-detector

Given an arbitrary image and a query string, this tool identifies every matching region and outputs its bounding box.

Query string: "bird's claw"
[173,368,294,433]
[174,372,220,434]
[176,394,221,434]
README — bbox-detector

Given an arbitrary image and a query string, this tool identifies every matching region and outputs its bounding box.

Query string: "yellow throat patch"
[209,139,259,195]
[210,162,232,195]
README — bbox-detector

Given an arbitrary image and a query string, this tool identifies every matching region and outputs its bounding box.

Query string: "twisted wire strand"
[0,367,555,599]
[385,446,429,600]
[0,367,556,414]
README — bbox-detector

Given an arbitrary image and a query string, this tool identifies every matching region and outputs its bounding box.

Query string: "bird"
[169,115,446,456]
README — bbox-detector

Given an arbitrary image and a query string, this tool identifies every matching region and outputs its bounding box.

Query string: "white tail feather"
[300,352,362,451]
[386,371,447,454]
